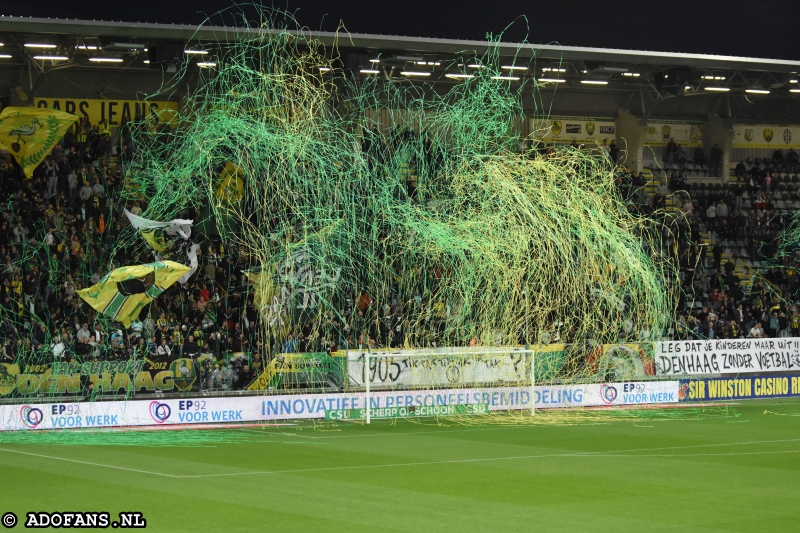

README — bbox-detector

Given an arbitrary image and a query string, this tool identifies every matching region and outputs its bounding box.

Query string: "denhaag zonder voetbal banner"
[0,381,679,431]
[656,338,800,376]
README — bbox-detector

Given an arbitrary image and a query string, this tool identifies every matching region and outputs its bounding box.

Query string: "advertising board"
[0,380,679,431]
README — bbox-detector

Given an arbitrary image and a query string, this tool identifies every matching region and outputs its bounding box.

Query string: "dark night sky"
[2,0,798,61]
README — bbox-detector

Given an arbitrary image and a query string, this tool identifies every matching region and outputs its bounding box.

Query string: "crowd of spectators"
[4,110,800,400]
[0,116,270,393]
[648,147,800,340]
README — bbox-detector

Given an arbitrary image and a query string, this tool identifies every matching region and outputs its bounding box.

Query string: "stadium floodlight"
[76,45,98,50]
[467,64,485,68]
[745,89,770,94]
[501,66,527,71]
[0,54,11,59]
[369,58,380,63]
[401,71,431,76]
[25,43,57,49]
[416,61,441,66]
[704,86,730,92]
[197,62,217,68]
[360,69,379,74]
[538,77,566,83]
[355,346,539,423]
[445,73,474,79]
[790,89,800,93]
[791,79,798,84]
[88,57,123,63]
[542,67,566,72]
[319,67,331,72]
[622,72,640,77]
[184,49,209,55]
[33,55,68,61]
[581,80,608,85]
[492,75,520,80]
[143,60,150,64]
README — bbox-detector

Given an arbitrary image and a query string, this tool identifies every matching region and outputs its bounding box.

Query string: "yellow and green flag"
[0,107,77,177]
[140,230,169,253]
[215,161,245,206]
[77,261,191,327]
[244,267,278,309]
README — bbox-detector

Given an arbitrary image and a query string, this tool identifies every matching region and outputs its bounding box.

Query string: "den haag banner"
[733,124,800,149]
[0,355,211,397]
[644,121,703,146]
[656,337,800,376]
[34,98,179,127]
[532,116,616,145]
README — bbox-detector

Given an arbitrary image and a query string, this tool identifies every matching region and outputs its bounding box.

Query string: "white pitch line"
[2,437,798,480]
[586,450,800,458]
[179,437,800,479]
[0,447,180,478]
[236,423,581,440]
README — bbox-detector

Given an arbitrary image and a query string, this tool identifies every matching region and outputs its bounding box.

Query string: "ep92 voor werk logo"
[19,405,43,428]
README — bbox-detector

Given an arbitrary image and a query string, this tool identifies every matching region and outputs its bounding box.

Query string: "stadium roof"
[2,16,800,121]
[1,16,798,73]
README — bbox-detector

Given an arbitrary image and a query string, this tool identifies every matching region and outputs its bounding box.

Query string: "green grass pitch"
[0,399,798,532]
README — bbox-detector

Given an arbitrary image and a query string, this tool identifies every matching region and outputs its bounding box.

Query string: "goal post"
[356,346,537,424]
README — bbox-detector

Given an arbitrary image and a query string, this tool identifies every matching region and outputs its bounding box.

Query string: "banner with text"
[344,346,565,388]
[679,374,800,402]
[34,98,179,127]
[0,380,678,431]
[656,338,800,376]
[733,124,800,149]
[532,116,616,145]
[644,122,703,146]
[0,355,212,397]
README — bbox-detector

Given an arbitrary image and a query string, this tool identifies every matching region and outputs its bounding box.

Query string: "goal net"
[340,346,538,423]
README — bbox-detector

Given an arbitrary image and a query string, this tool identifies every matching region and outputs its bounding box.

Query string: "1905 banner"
[656,338,800,376]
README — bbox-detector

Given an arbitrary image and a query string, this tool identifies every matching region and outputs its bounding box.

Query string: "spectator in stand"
[675,144,687,167]
[710,143,723,177]
[609,139,619,163]
[773,148,784,164]
[706,202,717,229]
[716,198,729,221]
[768,312,780,338]
[764,172,773,194]
[75,323,89,342]
[787,148,799,165]
[183,334,200,360]
[156,338,172,359]
[665,137,677,164]
[779,312,790,338]
[694,146,706,166]
[712,243,723,270]
[748,322,765,338]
